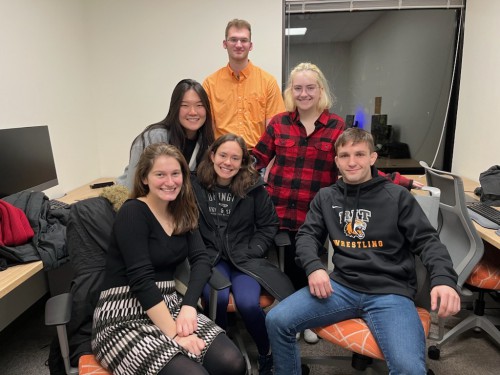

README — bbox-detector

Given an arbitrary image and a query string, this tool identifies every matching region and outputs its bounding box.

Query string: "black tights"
[158,334,245,375]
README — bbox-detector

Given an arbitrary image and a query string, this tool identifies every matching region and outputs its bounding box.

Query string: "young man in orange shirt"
[203,19,285,150]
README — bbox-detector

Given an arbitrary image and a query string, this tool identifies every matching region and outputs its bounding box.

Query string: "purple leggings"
[202,259,270,355]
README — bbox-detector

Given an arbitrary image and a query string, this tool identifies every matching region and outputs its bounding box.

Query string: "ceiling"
[286,11,385,44]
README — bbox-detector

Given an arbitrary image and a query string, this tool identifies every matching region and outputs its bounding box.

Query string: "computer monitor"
[0,125,59,198]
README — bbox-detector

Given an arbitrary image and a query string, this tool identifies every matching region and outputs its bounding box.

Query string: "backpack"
[476,165,500,206]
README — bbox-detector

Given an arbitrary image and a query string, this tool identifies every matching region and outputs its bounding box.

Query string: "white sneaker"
[303,329,319,344]
[296,332,301,340]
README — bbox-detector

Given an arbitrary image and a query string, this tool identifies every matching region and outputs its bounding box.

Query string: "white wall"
[1,0,497,191]
[0,0,283,196]
[0,0,98,198]
[452,0,500,182]
[87,0,284,179]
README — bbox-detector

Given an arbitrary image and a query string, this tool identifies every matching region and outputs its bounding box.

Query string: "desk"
[0,262,47,331]
[0,178,113,331]
[407,174,500,250]
[57,177,115,204]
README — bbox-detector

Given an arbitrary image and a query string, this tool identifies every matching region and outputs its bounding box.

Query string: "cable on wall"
[428,7,463,168]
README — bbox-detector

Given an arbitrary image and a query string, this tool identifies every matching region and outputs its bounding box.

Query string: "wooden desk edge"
[0,261,44,299]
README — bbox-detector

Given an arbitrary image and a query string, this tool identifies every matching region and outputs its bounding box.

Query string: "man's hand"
[176,305,198,337]
[430,285,461,318]
[308,269,333,299]
[412,180,425,189]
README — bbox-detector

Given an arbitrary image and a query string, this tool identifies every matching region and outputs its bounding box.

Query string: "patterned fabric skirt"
[92,280,223,375]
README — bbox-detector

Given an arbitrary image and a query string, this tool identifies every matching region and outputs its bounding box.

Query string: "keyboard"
[49,199,71,210]
[467,202,500,226]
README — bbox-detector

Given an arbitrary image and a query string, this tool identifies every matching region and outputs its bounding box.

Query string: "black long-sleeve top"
[101,199,211,309]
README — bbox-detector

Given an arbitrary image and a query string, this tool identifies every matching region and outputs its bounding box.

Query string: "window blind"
[285,0,465,13]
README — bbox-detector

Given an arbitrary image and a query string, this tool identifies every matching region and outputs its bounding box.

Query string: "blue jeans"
[266,279,426,375]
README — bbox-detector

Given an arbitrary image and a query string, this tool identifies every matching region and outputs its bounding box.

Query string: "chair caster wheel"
[351,353,372,371]
[427,369,435,375]
[428,345,440,360]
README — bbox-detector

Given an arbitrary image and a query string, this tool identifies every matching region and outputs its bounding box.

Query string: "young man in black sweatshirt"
[266,128,460,375]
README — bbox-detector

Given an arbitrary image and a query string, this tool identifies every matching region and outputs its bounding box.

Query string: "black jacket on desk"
[191,175,294,301]
[1,190,69,269]
[296,166,458,300]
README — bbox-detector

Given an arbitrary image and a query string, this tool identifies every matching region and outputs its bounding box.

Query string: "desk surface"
[58,177,115,204]
[407,174,500,249]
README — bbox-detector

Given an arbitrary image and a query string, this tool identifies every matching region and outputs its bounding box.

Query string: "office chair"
[420,161,500,359]
[45,197,230,375]
[301,186,441,374]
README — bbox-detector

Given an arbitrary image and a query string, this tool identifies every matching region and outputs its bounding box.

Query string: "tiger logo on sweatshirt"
[344,218,367,239]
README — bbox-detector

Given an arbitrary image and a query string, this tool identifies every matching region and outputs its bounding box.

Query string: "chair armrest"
[207,268,231,321]
[45,292,73,326]
[208,267,231,290]
[274,231,291,247]
[45,292,77,374]
[175,259,231,291]
[421,185,441,198]
[274,231,291,272]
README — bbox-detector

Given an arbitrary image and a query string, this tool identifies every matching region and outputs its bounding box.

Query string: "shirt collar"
[291,109,330,127]
[227,60,253,80]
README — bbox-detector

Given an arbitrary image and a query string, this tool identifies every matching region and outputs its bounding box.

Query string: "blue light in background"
[355,108,365,128]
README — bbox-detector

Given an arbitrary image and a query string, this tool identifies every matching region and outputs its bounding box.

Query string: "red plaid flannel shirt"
[253,110,345,230]
[253,110,411,230]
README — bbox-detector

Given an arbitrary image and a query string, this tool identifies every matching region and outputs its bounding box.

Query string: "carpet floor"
[1,294,499,375]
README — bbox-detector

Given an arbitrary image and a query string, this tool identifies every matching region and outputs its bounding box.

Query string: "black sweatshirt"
[295,169,457,300]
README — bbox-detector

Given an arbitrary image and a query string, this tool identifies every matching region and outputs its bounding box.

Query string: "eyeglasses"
[292,85,319,94]
[226,37,251,45]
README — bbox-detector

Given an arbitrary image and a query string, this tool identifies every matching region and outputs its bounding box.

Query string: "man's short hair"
[335,128,376,153]
[225,19,252,40]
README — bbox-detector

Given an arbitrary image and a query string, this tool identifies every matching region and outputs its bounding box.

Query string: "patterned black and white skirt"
[92,280,223,375]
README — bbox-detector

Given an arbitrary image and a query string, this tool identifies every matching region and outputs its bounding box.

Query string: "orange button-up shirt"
[203,61,285,149]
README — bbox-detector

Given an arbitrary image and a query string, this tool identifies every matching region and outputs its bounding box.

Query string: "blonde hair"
[283,62,334,112]
[225,19,252,40]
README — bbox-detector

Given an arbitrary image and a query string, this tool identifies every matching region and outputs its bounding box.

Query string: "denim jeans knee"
[362,293,427,375]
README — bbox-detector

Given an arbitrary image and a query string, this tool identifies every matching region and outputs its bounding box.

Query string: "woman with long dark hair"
[117,79,215,189]
[93,143,245,375]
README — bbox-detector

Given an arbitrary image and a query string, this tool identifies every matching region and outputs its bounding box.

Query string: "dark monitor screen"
[0,125,59,198]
